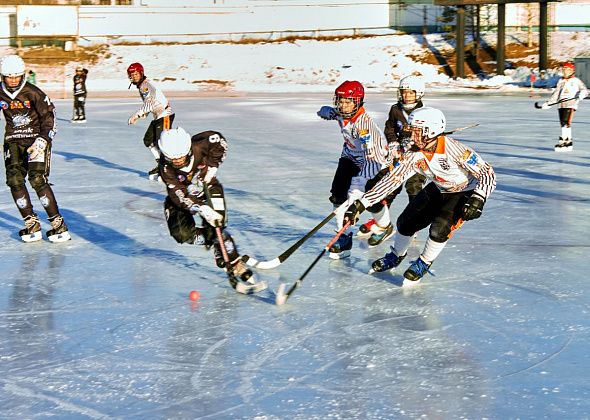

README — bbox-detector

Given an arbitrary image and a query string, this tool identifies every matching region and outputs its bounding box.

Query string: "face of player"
[168,155,189,169]
[129,71,143,84]
[401,89,417,104]
[336,97,357,116]
[3,75,23,88]
[563,66,575,78]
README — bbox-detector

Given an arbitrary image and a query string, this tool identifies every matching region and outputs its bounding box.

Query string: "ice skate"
[231,257,268,294]
[329,232,353,259]
[402,257,432,287]
[367,223,394,247]
[369,246,406,274]
[46,215,71,243]
[554,138,567,152]
[19,214,42,243]
[357,218,376,237]
[563,139,573,152]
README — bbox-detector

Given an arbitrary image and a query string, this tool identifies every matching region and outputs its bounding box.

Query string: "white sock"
[149,146,161,160]
[392,231,413,257]
[561,126,572,141]
[421,237,447,264]
[372,207,391,229]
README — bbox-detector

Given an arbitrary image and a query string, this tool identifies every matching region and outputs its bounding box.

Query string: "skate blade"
[356,231,372,238]
[328,250,351,260]
[235,280,268,295]
[275,283,288,305]
[48,231,72,243]
[20,231,42,243]
[402,278,422,288]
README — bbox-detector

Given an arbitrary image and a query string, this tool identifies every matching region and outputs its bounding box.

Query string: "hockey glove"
[541,102,550,110]
[128,113,142,125]
[193,204,223,227]
[27,137,47,162]
[343,199,366,227]
[462,193,485,221]
[317,106,337,120]
[202,166,218,183]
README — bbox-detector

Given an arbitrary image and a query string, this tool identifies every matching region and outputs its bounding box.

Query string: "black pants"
[558,108,574,127]
[143,114,175,148]
[3,141,60,219]
[330,157,359,206]
[396,183,476,243]
[73,94,86,118]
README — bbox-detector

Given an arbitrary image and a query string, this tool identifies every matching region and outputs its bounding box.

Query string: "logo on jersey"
[208,133,221,143]
[358,129,371,145]
[12,114,31,128]
[10,100,24,109]
[176,174,187,182]
[0,100,8,110]
[416,159,428,171]
[23,101,31,108]
[438,157,450,171]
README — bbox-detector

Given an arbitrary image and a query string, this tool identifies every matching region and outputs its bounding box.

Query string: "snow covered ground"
[1,93,589,418]
[5,30,590,96]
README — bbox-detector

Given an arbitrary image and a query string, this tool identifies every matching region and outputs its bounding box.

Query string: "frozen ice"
[1,93,589,418]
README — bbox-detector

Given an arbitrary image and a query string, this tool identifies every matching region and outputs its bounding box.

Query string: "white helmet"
[158,127,192,161]
[402,107,446,150]
[398,75,426,111]
[1,55,26,77]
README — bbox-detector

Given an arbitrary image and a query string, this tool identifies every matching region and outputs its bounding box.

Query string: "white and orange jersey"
[133,78,174,120]
[549,76,588,110]
[337,108,394,181]
[362,135,496,207]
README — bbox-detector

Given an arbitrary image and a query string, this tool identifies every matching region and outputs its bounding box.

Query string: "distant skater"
[539,61,587,152]
[126,62,175,180]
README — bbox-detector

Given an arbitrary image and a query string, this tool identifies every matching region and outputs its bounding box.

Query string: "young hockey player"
[127,62,175,180]
[0,54,71,243]
[158,127,266,293]
[339,107,496,286]
[72,66,88,123]
[317,80,395,258]
[540,61,587,152]
[358,75,428,239]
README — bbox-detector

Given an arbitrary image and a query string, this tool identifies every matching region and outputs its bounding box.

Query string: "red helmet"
[127,62,144,77]
[563,61,575,71]
[333,80,364,118]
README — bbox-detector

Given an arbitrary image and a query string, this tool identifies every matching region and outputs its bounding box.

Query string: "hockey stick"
[203,182,267,294]
[534,96,588,109]
[275,222,351,305]
[242,202,347,270]
[443,123,479,135]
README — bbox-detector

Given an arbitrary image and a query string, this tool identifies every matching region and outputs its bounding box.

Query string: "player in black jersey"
[0,54,70,243]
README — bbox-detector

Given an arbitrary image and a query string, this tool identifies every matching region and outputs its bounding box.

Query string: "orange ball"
[189,290,200,301]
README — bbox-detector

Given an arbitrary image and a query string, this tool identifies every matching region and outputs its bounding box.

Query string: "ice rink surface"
[1,93,589,419]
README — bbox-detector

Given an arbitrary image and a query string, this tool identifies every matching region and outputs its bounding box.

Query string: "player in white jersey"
[317,80,395,258]
[540,61,587,152]
[127,62,175,180]
[339,107,496,286]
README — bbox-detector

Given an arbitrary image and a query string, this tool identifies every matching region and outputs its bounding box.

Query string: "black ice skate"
[148,161,160,181]
[369,246,406,274]
[367,223,394,247]
[328,232,353,259]
[554,137,567,152]
[19,214,42,243]
[402,257,433,286]
[47,215,71,243]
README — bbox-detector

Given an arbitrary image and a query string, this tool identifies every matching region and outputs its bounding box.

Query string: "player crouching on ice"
[338,107,496,286]
[158,127,266,294]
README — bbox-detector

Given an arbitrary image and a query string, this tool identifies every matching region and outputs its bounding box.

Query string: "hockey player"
[127,62,175,180]
[540,61,587,151]
[317,80,395,258]
[358,75,428,239]
[339,107,496,286]
[0,54,71,243]
[72,66,88,123]
[158,127,264,293]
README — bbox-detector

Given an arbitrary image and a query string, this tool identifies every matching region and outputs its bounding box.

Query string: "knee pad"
[429,222,453,243]
[6,168,25,189]
[28,172,48,192]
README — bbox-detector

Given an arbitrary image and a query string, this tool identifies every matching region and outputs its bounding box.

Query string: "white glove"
[128,114,141,125]
[203,166,218,183]
[317,106,337,120]
[194,204,223,226]
[541,102,550,110]
[579,91,588,100]
[27,137,47,162]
